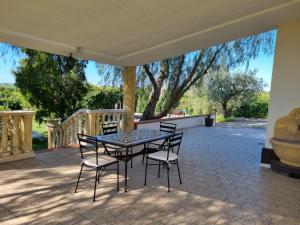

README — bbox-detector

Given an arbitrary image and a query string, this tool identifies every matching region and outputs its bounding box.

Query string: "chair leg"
[167,163,170,192]
[93,170,98,202]
[74,164,83,193]
[130,148,133,168]
[117,161,119,191]
[142,153,145,164]
[158,161,161,178]
[144,156,148,185]
[176,160,182,184]
[142,143,147,164]
[97,169,103,184]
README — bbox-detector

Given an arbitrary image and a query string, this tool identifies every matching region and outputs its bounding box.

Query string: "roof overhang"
[1,0,300,66]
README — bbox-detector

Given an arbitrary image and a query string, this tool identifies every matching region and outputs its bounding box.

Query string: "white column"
[265,20,300,148]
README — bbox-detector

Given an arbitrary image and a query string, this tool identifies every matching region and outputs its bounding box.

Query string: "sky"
[0,35,276,91]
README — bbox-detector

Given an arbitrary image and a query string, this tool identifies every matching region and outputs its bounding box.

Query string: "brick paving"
[0,126,299,225]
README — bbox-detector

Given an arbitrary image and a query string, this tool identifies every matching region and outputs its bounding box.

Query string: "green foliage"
[176,90,204,115]
[13,49,88,122]
[205,68,264,117]
[97,31,275,120]
[0,85,31,110]
[32,120,48,151]
[136,87,151,113]
[232,92,269,118]
[216,115,235,123]
[81,85,122,109]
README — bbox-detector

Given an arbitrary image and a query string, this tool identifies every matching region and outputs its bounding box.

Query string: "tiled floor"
[0,126,299,225]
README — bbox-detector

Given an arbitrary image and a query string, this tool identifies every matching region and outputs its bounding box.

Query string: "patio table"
[96,128,174,192]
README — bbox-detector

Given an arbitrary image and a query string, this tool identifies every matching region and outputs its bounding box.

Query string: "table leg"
[125,147,128,192]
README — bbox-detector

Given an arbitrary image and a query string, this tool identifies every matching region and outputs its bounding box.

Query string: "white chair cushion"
[148,151,178,162]
[150,139,165,146]
[83,155,117,167]
[80,142,96,148]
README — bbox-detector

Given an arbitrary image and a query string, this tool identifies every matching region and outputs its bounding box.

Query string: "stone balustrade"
[0,110,35,163]
[47,109,126,149]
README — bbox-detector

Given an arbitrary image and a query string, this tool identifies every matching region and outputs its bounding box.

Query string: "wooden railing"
[0,110,35,163]
[47,109,126,149]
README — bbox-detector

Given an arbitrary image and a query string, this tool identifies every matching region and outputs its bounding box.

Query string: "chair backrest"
[78,133,99,165]
[160,122,176,133]
[166,132,183,160]
[102,122,118,135]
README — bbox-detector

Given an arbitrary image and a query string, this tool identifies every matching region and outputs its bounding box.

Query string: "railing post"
[47,124,54,149]
[84,111,97,136]
[21,113,34,153]
[11,115,21,155]
[95,113,100,136]
[0,111,36,163]
[46,119,61,149]
[90,113,96,136]
[1,115,10,158]
[84,112,91,135]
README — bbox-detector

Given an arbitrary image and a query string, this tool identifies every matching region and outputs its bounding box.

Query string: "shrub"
[81,86,122,109]
[233,92,269,119]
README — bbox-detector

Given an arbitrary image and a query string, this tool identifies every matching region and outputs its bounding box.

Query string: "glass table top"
[97,128,173,146]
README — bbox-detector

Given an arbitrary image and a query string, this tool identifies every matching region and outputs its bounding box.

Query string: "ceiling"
[0,0,300,66]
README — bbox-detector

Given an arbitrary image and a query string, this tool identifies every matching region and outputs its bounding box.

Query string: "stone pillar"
[46,119,61,149]
[84,113,91,135]
[21,114,34,153]
[94,113,100,135]
[123,66,136,131]
[11,115,21,155]
[85,112,97,135]
[1,115,10,158]
[90,113,96,136]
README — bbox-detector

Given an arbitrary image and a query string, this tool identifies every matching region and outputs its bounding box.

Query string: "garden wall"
[135,114,216,130]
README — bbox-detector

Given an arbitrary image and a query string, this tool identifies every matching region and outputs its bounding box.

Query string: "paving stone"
[0,125,299,224]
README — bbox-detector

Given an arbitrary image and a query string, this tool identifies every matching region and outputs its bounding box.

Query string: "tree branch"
[181,45,224,94]
[143,64,157,89]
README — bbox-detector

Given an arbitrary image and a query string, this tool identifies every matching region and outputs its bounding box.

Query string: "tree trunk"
[140,88,161,120]
[221,102,228,117]
[154,91,182,119]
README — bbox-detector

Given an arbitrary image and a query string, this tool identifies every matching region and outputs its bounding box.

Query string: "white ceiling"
[0,0,300,66]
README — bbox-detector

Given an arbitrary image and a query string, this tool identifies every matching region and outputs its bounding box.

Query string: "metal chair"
[102,122,118,135]
[150,122,177,148]
[102,122,133,168]
[142,122,177,164]
[75,133,119,202]
[144,132,183,192]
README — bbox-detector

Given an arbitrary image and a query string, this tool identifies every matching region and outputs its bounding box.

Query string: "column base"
[271,160,300,179]
[260,147,279,168]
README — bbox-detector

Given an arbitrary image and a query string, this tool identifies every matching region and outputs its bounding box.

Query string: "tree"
[81,85,123,109]
[205,68,264,117]
[98,31,274,120]
[13,49,88,122]
[0,85,31,110]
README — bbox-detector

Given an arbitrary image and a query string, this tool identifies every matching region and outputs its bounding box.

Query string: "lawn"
[216,115,235,123]
[32,120,48,151]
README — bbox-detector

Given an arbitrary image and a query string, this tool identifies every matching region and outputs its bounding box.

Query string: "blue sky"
[238,52,275,91]
[0,38,275,91]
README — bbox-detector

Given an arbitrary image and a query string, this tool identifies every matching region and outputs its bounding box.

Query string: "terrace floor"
[0,126,300,225]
